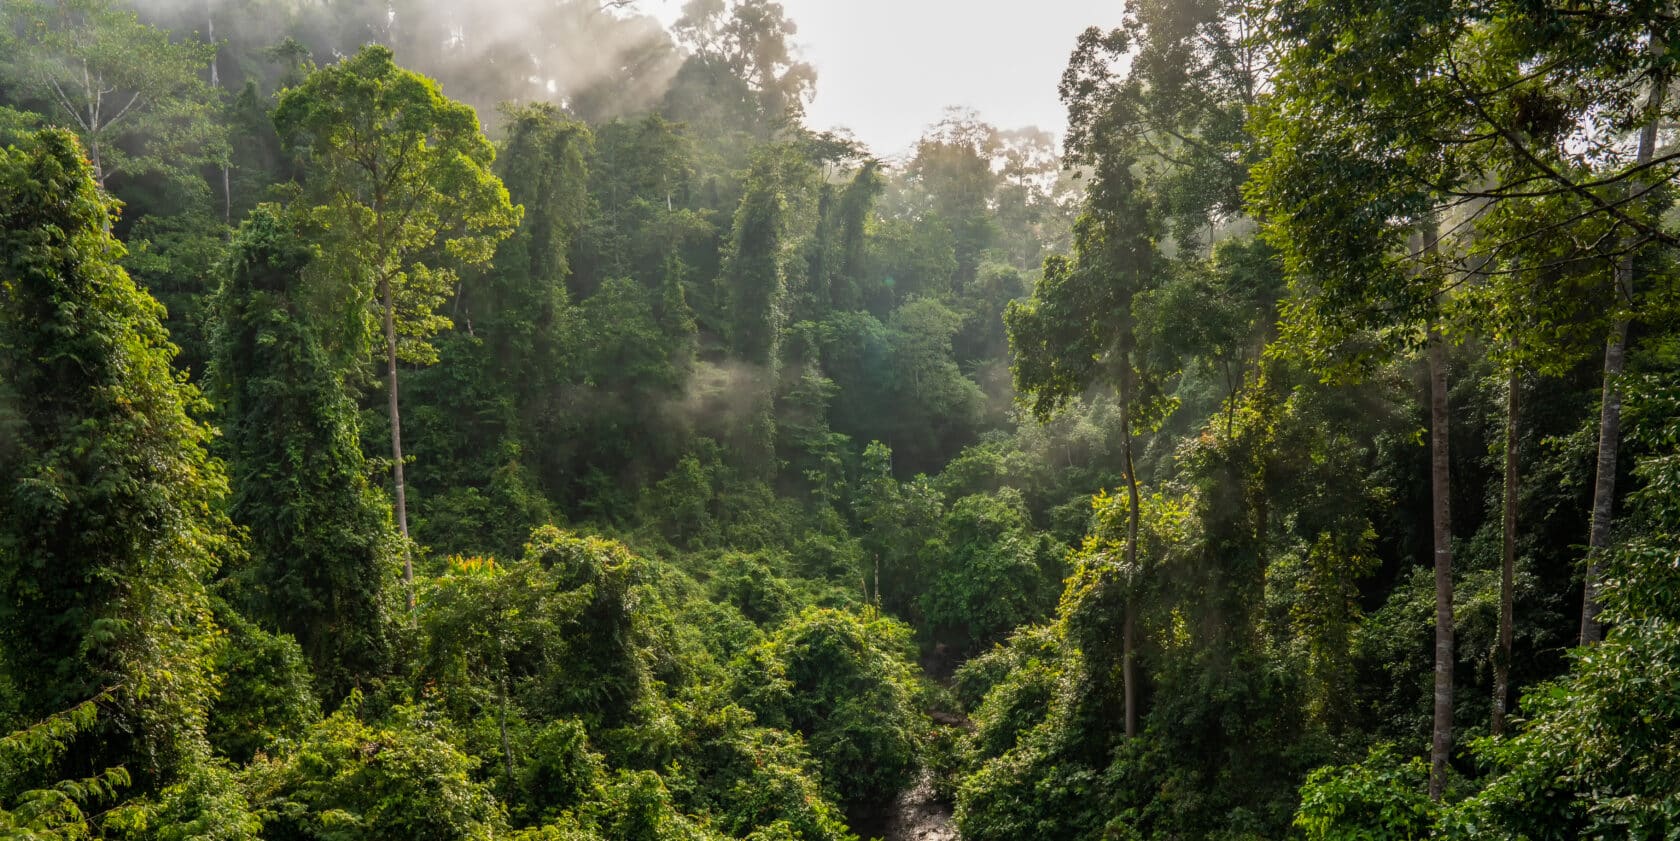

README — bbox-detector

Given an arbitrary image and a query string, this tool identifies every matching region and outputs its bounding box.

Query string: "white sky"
[643,0,1126,160]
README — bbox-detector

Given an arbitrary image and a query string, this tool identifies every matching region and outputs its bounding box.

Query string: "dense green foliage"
[213,206,399,700]
[0,128,227,785]
[1,1,1676,839]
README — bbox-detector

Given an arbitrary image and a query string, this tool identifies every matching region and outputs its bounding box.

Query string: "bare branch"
[44,75,92,132]
[102,91,145,132]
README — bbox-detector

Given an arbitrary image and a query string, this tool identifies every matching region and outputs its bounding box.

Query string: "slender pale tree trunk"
[1415,224,1455,801]
[1119,350,1140,741]
[1493,361,1518,736]
[207,9,231,225]
[90,138,105,188]
[1580,267,1634,645]
[1582,64,1663,644]
[382,275,414,609]
[1427,324,1455,799]
[499,667,515,782]
[204,1,218,89]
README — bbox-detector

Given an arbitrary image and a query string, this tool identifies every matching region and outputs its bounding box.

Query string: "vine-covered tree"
[1006,137,1162,738]
[273,45,519,603]
[0,128,226,783]
[213,204,399,700]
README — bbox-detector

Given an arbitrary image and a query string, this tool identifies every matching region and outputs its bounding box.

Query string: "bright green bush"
[733,608,925,814]
[919,489,1063,654]
[207,602,321,764]
[418,529,668,748]
[521,719,606,822]
[964,652,1059,763]
[244,700,502,841]
[591,770,719,841]
[951,625,1061,711]
[954,721,1105,841]
[1,696,132,840]
[507,770,729,841]
[1292,746,1436,841]
[114,761,262,841]
[711,551,796,625]
[666,701,854,841]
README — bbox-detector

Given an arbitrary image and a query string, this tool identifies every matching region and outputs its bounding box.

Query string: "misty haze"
[0,1,1675,839]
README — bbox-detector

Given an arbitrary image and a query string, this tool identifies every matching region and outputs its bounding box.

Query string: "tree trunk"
[89,138,104,188]
[1123,595,1137,739]
[1427,325,1454,799]
[1581,77,1661,644]
[1493,362,1517,736]
[1580,303,1630,645]
[1119,353,1140,741]
[382,276,414,609]
[207,10,231,225]
[205,9,219,89]
[500,669,515,783]
[1415,217,1455,801]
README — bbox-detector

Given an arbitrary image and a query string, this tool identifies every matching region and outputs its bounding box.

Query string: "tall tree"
[0,129,227,780]
[826,160,882,312]
[1034,9,1282,747]
[213,205,398,699]
[1493,350,1519,736]
[273,45,518,605]
[467,103,591,502]
[719,144,811,477]
[1251,0,1467,792]
[1258,167,1463,798]
[1424,250,1455,801]
[1580,50,1669,644]
[1007,151,1161,738]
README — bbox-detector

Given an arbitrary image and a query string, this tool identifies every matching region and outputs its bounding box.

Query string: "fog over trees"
[2,1,1677,839]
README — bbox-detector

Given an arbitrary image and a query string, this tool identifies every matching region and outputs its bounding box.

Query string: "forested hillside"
[1,1,1676,839]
